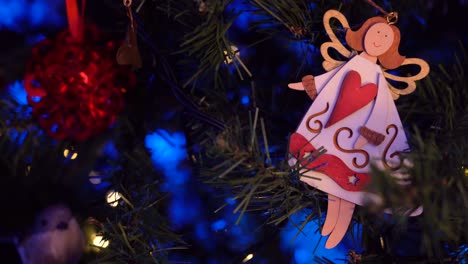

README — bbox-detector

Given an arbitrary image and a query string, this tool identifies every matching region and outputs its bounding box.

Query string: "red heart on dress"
[325,70,377,128]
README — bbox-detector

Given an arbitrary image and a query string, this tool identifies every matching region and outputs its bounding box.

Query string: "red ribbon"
[65,0,86,42]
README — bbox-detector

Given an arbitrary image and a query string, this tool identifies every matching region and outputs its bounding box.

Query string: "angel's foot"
[324,197,355,249]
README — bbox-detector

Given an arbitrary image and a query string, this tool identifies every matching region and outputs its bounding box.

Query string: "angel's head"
[345,16,405,69]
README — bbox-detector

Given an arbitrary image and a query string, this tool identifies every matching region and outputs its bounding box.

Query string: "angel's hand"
[355,126,385,149]
[302,75,317,100]
[288,75,317,100]
[354,135,368,149]
[287,82,304,90]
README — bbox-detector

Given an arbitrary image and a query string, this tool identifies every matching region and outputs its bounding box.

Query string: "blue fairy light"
[30,97,41,103]
[7,81,28,105]
[145,129,202,229]
[227,1,254,32]
[194,221,217,250]
[211,219,227,231]
[102,141,118,160]
[3,81,32,145]
[225,197,236,205]
[280,209,361,264]
[0,0,64,32]
[50,124,58,133]
[195,221,211,240]
[145,129,189,185]
[241,95,250,105]
[169,194,202,228]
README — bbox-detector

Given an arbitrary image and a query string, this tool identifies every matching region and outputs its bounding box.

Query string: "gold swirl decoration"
[333,127,369,169]
[306,103,329,134]
[382,124,402,170]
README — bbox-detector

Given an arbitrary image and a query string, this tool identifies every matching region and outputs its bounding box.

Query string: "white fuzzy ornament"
[16,204,85,264]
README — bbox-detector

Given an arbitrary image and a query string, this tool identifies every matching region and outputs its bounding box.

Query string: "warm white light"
[242,253,254,263]
[89,170,101,185]
[106,190,122,207]
[63,148,78,160]
[92,235,109,248]
[223,45,239,64]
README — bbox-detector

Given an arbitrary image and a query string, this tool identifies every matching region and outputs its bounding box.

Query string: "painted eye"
[385,35,387,37]
[377,31,380,33]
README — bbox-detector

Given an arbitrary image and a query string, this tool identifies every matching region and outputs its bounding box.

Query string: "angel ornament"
[288,10,430,248]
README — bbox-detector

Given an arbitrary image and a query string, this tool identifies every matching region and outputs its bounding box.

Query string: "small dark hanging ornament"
[116,0,142,69]
[24,0,136,141]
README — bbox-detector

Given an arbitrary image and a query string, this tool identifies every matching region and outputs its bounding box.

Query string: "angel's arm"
[288,64,344,96]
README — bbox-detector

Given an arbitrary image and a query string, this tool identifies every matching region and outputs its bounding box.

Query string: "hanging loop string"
[385,12,398,25]
[365,0,398,24]
[66,0,86,42]
[123,0,135,31]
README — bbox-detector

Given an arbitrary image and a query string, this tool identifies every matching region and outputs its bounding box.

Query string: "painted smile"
[372,42,381,48]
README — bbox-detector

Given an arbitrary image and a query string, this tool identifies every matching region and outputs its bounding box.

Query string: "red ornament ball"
[24,25,136,141]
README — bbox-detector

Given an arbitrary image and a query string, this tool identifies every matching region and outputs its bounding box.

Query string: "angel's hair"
[345,16,405,69]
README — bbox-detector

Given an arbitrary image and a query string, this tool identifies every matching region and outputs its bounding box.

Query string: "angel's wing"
[320,10,354,72]
[383,58,430,100]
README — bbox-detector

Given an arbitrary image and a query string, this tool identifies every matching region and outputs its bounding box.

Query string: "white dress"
[289,54,421,215]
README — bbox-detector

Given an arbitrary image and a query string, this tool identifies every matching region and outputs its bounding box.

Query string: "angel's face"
[363,23,394,56]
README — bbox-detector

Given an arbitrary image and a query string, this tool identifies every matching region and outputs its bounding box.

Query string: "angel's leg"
[325,198,355,249]
[321,194,341,236]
